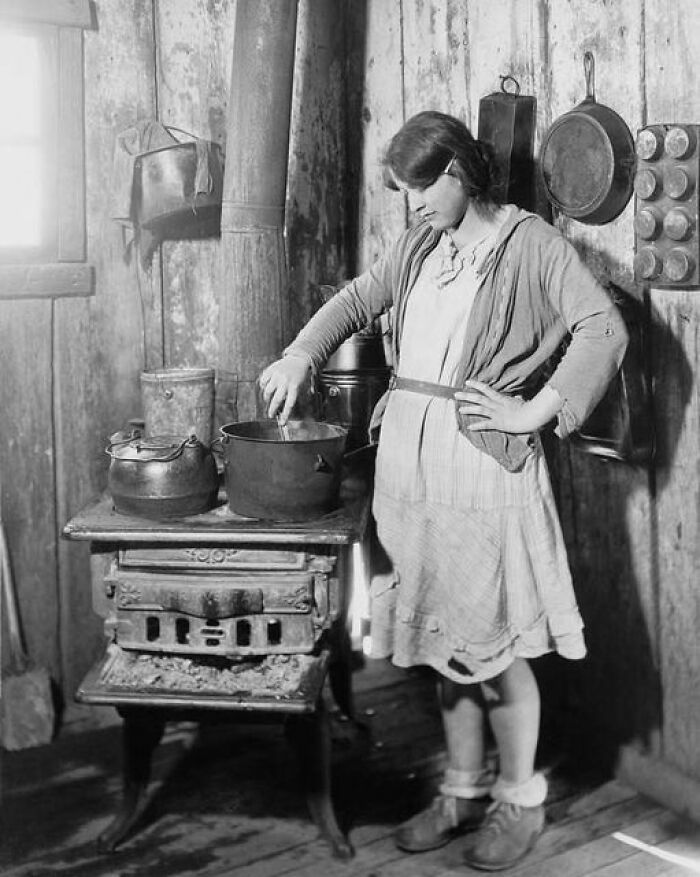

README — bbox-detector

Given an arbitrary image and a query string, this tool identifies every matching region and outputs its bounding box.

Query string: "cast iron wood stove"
[63,478,371,860]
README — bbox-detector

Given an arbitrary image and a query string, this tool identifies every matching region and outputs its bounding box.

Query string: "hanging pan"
[539,51,636,224]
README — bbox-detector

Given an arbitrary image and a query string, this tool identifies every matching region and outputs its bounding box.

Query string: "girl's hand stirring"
[259,355,311,424]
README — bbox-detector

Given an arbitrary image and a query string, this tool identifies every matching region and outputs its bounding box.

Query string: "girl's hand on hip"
[455,380,532,434]
[455,380,563,434]
[259,355,311,423]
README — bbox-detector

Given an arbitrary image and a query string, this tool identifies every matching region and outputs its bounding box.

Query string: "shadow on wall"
[540,290,693,775]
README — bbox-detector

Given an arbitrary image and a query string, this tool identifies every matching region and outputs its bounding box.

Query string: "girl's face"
[393,160,468,231]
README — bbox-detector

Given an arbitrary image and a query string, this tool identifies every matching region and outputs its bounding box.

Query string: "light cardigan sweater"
[286,208,629,471]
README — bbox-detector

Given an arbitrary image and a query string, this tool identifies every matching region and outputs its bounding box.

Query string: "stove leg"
[286,700,354,859]
[328,623,355,720]
[329,624,372,747]
[97,708,166,853]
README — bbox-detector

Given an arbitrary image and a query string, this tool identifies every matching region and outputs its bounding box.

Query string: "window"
[0,26,55,260]
[0,0,93,297]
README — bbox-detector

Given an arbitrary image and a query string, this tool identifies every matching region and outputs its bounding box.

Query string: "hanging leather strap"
[391,374,461,400]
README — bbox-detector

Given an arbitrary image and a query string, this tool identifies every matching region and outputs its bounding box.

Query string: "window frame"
[0,0,93,299]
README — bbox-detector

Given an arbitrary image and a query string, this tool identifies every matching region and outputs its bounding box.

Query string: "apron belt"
[391,374,461,400]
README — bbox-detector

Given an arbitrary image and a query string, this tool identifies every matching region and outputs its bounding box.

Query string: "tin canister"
[140,367,215,444]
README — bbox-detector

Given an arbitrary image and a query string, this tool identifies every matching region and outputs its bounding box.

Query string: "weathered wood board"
[54,0,158,696]
[0,300,58,675]
[286,0,350,333]
[543,0,659,756]
[356,0,406,271]
[643,0,700,781]
[155,0,233,379]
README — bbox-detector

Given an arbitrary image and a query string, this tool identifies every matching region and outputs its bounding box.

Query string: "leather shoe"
[394,794,487,853]
[462,800,545,871]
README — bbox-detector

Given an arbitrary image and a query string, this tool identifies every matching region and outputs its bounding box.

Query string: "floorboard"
[2,655,699,877]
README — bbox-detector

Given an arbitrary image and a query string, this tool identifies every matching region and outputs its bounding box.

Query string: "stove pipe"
[218,0,300,423]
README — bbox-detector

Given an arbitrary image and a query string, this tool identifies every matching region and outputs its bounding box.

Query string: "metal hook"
[500,74,521,97]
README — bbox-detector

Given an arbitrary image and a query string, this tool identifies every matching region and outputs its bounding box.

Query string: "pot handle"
[343,442,378,462]
[314,442,379,471]
[314,454,334,473]
[105,435,192,462]
[583,51,596,103]
[104,428,142,457]
[164,125,203,144]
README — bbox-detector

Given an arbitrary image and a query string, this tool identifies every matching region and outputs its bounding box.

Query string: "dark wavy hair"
[382,110,501,212]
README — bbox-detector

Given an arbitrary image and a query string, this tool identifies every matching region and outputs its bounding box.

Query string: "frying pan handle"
[583,51,596,103]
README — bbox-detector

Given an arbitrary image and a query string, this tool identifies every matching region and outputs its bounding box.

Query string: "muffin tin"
[633,124,700,287]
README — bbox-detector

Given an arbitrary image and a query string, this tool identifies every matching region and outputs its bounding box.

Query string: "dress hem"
[385,636,587,684]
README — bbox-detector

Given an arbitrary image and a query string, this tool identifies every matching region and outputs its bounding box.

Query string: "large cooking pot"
[219,420,348,522]
[323,331,387,371]
[539,52,636,224]
[106,433,219,519]
[319,369,391,451]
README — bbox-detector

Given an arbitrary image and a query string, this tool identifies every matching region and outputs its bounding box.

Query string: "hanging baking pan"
[478,75,537,212]
[539,51,636,224]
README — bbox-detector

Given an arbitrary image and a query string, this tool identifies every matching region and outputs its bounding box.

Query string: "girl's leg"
[482,657,540,784]
[440,675,487,773]
[394,674,491,852]
[463,658,547,871]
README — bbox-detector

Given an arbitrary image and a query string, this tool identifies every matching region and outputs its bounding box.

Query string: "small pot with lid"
[106,433,219,519]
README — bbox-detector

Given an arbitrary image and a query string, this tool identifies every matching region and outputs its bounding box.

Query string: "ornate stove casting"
[97,546,340,658]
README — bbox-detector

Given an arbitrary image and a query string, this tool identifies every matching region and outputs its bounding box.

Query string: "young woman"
[259,111,628,871]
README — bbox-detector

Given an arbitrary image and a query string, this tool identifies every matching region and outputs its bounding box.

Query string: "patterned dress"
[370,211,586,684]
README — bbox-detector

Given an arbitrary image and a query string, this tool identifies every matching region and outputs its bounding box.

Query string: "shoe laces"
[482,800,522,836]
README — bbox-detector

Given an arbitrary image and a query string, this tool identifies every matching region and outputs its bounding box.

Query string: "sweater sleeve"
[538,233,629,437]
[284,253,396,372]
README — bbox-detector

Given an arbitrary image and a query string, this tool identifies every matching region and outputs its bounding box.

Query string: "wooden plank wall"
[0,0,349,705]
[644,0,700,783]
[354,0,700,807]
[54,0,159,702]
[544,0,658,758]
[156,0,234,426]
[0,303,57,676]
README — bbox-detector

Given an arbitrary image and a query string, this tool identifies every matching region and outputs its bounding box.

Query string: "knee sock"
[491,772,547,807]
[439,766,495,799]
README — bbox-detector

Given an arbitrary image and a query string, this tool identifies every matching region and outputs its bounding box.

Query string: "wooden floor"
[2,655,700,877]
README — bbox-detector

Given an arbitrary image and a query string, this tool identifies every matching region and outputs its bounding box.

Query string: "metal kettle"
[106,433,219,519]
